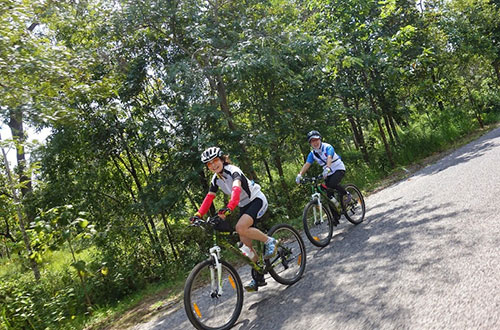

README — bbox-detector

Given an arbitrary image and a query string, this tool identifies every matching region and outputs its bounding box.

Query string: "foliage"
[0,0,499,328]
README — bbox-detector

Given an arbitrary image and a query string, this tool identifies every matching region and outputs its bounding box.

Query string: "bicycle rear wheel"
[342,184,365,225]
[302,198,334,247]
[184,259,243,330]
[266,223,306,285]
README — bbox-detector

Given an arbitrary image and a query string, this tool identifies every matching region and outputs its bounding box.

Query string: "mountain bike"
[300,175,365,247]
[184,216,306,330]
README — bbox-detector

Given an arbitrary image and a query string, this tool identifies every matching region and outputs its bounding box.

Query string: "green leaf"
[70,260,86,272]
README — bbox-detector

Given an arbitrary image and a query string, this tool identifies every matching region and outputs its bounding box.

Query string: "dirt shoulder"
[89,123,499,330]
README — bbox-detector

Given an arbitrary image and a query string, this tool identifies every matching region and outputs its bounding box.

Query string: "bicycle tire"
[342,184,366,225]
[184,259,243,330]
[266,223,306,285]
[302,198,334,247]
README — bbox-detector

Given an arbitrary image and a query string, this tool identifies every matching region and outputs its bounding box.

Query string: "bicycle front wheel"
[302,198,334,247]
[184,259,243,330]
[266,223,306,285]
[342,184,366,225]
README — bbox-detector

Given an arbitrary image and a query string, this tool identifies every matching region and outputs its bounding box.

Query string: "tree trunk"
[160,213,179,260]
[9,111,32,195]
[271,146,294,214]
[111,156,165,263]
[383,114,396,145]
[379,91,400,143]
[362,72,395,167]
[431,70,445,113]
[465,86,484,129]
[5,112,41,281]
[214,74,258,180]
[1,216,16,243]
[112,118,167,265]
[343,97,370,163]
[3,238,11,259]
[122,146,167,265]
[388,112,400,142]
[371,71,396,146]
[263,159,279,202]
[493,58,500,86]
[1,147,41,281]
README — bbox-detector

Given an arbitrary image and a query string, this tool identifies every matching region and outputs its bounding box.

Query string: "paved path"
[135,127,500,330]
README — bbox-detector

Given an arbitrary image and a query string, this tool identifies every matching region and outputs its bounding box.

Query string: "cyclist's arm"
[298,162,311,176]
[325,155,333,168]
[227,179,241,211]
[325,145,335,168]
[219,179,241,220]
[195,192,216,217]
[299,152,315,175]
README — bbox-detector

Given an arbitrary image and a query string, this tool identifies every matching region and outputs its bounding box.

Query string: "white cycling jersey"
[209,164,264,207]
[306,142,346,174]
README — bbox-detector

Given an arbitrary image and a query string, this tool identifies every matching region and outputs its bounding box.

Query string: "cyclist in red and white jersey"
[190,147,276,292]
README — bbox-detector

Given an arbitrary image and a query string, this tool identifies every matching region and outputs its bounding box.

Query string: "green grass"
[0,255,24,279]
[0,245,96,278]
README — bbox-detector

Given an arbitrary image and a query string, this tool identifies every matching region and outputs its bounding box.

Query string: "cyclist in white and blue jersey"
[296,130,350,210]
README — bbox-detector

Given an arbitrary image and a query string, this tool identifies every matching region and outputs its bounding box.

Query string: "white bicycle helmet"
[201,147,223,163]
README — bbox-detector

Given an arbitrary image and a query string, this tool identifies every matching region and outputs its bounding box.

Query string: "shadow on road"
[228,193,469,329]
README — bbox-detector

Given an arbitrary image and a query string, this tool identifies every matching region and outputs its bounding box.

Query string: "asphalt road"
[135,127,500,330]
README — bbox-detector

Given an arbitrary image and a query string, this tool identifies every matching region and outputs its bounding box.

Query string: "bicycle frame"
[198,219,269,296]
[308,178,341,220]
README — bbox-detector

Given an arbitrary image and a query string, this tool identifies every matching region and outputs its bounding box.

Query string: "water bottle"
[331,196,340,211]
[239,243,255,259]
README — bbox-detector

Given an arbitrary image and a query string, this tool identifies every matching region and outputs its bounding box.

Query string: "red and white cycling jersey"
[209,164,264,207]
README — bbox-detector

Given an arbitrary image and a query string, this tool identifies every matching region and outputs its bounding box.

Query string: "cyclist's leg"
[236,197,270,260]
[326,170,347,196]
[237,194,276,257]
[237,198,270,292]
[237,217,260,263]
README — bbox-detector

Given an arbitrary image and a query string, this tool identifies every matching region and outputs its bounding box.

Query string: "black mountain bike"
[184,216,306,330]
[300,175,365,247]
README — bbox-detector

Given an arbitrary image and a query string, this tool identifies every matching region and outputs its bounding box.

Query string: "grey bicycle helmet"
[306,130,322,143]
[201,146,223,163]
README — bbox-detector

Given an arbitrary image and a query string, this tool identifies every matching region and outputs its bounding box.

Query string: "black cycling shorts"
[239,196,268,225]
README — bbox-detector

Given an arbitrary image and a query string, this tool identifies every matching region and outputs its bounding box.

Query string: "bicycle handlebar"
[299,174,323,184]
[190,215,221,228]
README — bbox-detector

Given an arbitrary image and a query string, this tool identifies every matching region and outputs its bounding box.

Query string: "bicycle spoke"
[266,224,306,285]
[302,199,333,247]
[342,185,365,225]
[185,260,243,330]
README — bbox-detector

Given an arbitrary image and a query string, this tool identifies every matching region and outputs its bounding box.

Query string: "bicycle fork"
[209,246,223,297]
[312,192,325,225]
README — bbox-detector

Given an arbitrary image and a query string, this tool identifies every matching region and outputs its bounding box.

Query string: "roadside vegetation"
[1,0,500,329]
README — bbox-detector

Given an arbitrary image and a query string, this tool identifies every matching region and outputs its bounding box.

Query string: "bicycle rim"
[342,184,366,225]
[302,199,333,247]
[266,224,306,285]
[184,259,243,330]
